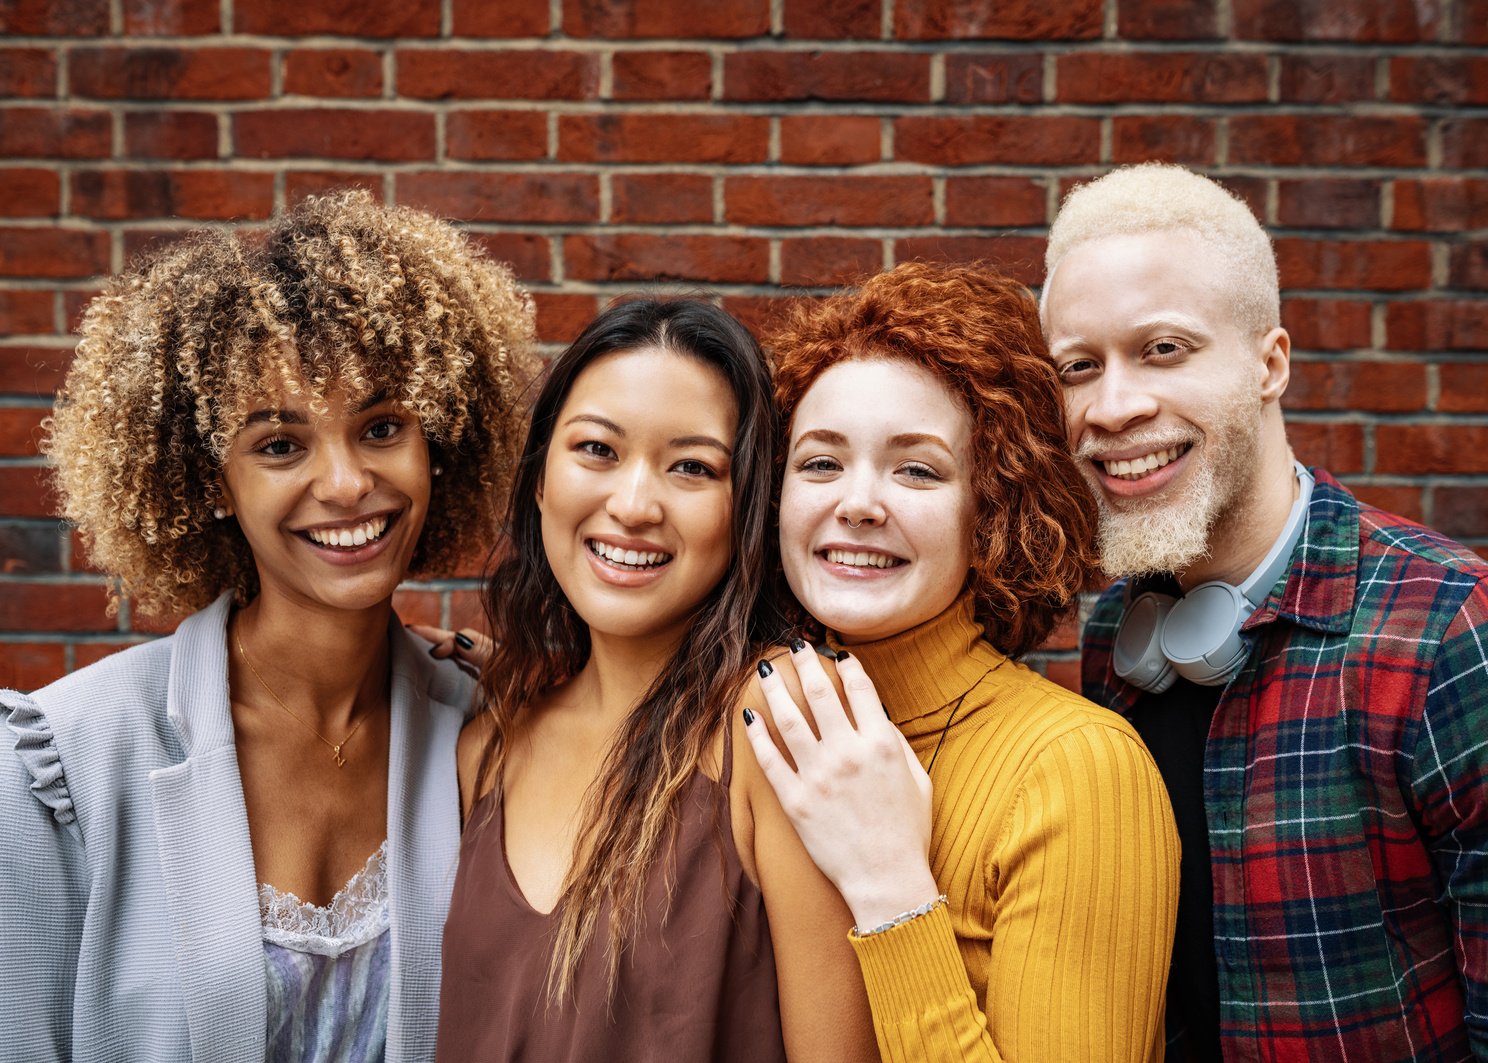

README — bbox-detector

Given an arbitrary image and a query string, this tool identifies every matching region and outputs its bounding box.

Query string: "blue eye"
[797,456,841,475]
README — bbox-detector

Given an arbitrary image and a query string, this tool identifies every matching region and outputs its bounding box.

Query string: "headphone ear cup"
[1113,591,1178,694]
[1160,581,1251,686]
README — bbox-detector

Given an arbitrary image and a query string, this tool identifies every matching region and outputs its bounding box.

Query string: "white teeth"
[588,540,672,569]
[1101,446,1184,481]
[307,515,389,548]
[824,548,900,569]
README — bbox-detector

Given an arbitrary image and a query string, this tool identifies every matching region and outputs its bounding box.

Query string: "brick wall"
[1,0,1485,691]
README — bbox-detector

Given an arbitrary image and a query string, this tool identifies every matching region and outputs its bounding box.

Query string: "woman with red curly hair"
[744,262,1180,1062]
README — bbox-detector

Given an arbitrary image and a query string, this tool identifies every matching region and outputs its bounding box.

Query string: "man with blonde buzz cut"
[1042,163,1488,1062]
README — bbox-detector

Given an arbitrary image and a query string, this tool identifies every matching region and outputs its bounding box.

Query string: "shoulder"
[19,635,176,741]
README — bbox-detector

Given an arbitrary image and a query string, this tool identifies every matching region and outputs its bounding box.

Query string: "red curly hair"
[769,261,1098,658]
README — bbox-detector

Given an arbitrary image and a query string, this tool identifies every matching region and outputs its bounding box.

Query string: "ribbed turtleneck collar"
[828,592,1007,740]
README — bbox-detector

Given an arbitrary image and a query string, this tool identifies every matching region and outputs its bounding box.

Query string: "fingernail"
[815,644,839,660]
[789,637,806,653]
[757,659,773,678]
[742,707,755,726]
[427,644,441,657]
[455,633,475,650]
[836,650,851,661]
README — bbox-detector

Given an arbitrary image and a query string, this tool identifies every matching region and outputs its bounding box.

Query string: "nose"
[605,461,664,528]
[1080,358,1159,436]
[310,440,375,508]
[835,465,887,529]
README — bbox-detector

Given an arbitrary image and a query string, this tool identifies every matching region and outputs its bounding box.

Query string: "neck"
[570,626,683,726]
[230,589,394,731]
[1176,429,1299,592]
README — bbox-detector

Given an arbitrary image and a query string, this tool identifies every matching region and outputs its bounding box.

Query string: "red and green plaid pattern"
[1083,469,1488,1062]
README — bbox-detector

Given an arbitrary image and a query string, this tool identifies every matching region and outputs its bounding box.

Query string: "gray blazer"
[0,593,475,1063]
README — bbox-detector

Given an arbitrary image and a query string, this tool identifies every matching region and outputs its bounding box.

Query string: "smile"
[587,539,673,570]
[822,548,905,570]
[1099,444,1189,482]
[303,514,391,550]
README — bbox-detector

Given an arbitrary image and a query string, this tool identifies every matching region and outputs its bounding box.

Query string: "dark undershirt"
[1129,675,1224,1063]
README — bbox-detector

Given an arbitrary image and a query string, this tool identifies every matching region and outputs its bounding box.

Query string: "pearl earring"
[213,507,228,520]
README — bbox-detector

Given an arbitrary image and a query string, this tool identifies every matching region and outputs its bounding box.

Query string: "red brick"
[1111,115,1216,165]
[1234,0,1439,40]
[563,233,768,284]
[0,49,57,96]
[610,173,713,224]
[0,293,55,335]
[123,0,218,34]
[284,170,384,206]
[1282,360,1426,412]
[0,405,45,456]
[283,48,384,98]
[1386,301,1488,351]
[1229,115,1425,167]
[392,588,441,627]
[1390,57,1488,105]
[724,51,931,102]
[1286,421,1364,473]
[0,169,59,218]
[451,0,550,35]
[124,111,219,160]
[64,289,103,332]
[0,581,116,631]
[127,605,184,635]
[447,589,486,631]
[1376,426,1488,474]
[893,235,1046,287]
[895,0,1101,39]
[398,172,599,223]
[236,109,434,160]
[1278,54,1376,103]
[71,48,271,101]
[1449,245,1488,290]
[1057,52,1267,103]
[0,229,109,279]
[121,228,202,264]
[0,108,111,159]
[1439,364,1488,412]
[0,344,71,393]
[1464,0,1488,44]
[74,640,151,668]
[611,50,712,100]
[398,49,598,100]
[0,0,107,34]
[1276,179,1380,230]
[1117,0,1221,39]
[0,465,53,516]
[234,0,440,36]
[1433,486,1488,541]
[723,294,806,339]
[446,110,549,161]
[783,0,878,37]
[0,642,66,691]
[726,175,934,227]
[1281,298,1372,351]
[943,53,1044,104]
[894,115,1100,166]
[531,291,601,344]
[1392,178,1488,232]
[779,115,881,165]
[944,176,1046,227]
[1275,239,1431,292]
[780,237,882,288]
[70,170,275,221]
[1441,119,1488,170]
[563,0,769,38]
[559,112,767,164]
[468,232,551,282]
[1042,658,1082,693]
[1345,483,1425,522]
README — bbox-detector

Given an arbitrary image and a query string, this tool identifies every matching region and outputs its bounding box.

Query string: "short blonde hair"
[1042,163,1280,337]
[47,190,534,618]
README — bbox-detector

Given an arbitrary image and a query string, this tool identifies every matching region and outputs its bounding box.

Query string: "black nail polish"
[836,650,851,661]
[427,644,441,657]
[757,659,773,678]
[816,644,839,660]
[742,707,755,726]
[454,632,475,650]
[789,637,807,653]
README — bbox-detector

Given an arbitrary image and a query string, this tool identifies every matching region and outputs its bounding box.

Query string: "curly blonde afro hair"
[46,189,535,619]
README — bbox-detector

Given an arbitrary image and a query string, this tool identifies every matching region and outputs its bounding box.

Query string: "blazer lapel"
[149,595,267,1063]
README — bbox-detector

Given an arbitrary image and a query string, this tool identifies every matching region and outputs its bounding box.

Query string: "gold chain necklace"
[234,630,372,768]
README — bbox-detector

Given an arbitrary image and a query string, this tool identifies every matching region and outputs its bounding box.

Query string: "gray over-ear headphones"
[1112,462,1314,694]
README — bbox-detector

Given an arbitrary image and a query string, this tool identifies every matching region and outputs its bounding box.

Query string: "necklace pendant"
[332,745,346,768]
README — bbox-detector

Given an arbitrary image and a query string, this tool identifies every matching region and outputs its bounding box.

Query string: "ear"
[214,472,236,518]
[1257,326,1290,404]
[534,470,545,513]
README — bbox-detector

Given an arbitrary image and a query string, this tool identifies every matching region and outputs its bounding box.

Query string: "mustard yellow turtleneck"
[837,593,1179,1063]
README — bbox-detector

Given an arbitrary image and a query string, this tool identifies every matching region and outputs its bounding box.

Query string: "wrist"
[842,866,942,930]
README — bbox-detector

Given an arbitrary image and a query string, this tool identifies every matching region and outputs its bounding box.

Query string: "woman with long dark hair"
[434,299,876,1062]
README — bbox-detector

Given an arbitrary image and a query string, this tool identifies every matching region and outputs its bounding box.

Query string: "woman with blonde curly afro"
[743,262,1181,1062]
[0,189,532,1063]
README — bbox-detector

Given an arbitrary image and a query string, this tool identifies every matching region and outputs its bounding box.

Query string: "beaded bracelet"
[851,894,948,938]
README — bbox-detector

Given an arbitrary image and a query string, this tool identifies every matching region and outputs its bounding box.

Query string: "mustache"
[1074,428,1199,461]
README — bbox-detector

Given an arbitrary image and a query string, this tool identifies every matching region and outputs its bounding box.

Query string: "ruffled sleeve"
[2,689,77,829]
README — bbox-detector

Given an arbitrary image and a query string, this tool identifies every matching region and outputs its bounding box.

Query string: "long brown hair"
[476,298,784,1001]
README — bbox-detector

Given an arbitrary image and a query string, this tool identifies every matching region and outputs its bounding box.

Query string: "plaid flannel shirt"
[1082,468,1488,1062]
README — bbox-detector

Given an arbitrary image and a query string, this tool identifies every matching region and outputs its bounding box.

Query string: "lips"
[587,538,673,570]
[821,547,904,570]
[304,514,390,549]
[1098,444,1189,481]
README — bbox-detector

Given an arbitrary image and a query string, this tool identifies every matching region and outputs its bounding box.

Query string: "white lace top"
[260,841,391,1062]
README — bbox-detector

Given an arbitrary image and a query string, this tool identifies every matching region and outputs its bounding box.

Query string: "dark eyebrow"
[245,408,306,427]
[564,413,624,435]
[672,435,732,456]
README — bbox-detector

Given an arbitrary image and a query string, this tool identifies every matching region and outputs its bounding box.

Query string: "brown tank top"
[436,728,788,1062]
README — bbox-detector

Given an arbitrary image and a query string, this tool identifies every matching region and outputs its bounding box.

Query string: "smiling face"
[219,386,431,616]
[779,358,975,644]
[1045,229,1283,581]
[538,346,738,647]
